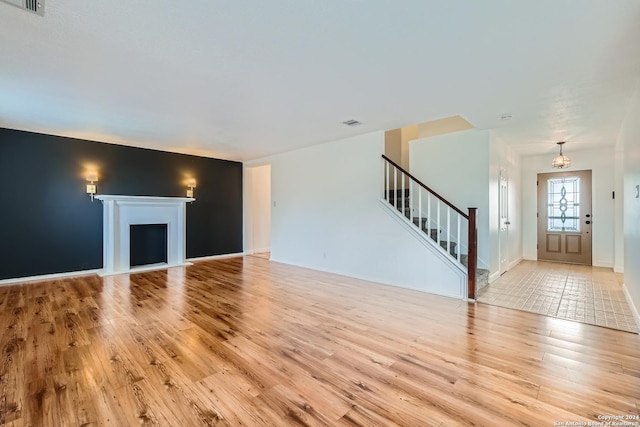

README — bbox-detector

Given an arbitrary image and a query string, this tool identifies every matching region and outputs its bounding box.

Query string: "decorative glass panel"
[547,177,580,232]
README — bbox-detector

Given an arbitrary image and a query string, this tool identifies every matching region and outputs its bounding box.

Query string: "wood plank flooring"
[1,256,639,426]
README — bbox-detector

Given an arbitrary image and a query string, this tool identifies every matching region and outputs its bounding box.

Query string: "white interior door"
[244,164,271,255]
[499,172,509,275]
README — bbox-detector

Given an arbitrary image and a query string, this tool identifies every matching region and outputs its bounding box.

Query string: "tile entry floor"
[477,260,639,333]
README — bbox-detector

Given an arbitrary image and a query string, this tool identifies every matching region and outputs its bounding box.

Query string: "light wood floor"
[1,257,639,426]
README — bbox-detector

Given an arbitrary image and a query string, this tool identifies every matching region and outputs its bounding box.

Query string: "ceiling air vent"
[342,119,363,127]
[1,0,44,16]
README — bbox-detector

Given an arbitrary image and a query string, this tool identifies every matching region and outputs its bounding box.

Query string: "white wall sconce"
[86,172,98,201]
[186,178,196,198]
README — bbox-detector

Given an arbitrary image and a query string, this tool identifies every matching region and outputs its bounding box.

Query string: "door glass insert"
[547,177,580,232]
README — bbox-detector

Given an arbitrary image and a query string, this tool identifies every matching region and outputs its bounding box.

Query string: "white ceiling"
[1,0,639,160]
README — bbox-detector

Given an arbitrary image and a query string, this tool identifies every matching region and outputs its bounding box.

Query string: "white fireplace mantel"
[95,195,195,276]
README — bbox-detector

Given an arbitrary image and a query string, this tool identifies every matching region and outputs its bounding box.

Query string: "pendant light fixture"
[552,141,571,169]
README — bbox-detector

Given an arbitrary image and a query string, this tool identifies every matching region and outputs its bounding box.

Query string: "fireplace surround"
[95,195,194,276]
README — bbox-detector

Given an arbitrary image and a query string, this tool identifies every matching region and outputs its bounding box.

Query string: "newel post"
[467,208,478,301]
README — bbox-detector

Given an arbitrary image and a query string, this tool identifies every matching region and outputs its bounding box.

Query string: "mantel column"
[102,199,117,275]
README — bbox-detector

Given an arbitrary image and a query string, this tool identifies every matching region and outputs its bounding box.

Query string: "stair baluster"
[457,215,461,263]
[401,170,405,218]
[393,166,398,212]
[436,199,441,247]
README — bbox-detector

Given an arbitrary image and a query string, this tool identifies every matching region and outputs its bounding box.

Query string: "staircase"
[387,189,489,290]
[382,155,488,298]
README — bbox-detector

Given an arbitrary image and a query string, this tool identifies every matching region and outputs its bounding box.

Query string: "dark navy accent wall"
[0,128,243,280]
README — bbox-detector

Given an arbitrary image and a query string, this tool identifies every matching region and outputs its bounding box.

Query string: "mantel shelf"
[95,195,195,203]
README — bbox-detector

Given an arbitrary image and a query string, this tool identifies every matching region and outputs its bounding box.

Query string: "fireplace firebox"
[130,224,168,267]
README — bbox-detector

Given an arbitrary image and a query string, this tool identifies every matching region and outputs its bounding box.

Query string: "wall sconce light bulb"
[186,178,196,199]
[86,172,98,202]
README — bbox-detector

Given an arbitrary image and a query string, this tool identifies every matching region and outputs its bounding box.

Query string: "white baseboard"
[622,283,640,329]
[489,256,524,283]
[0,269,101,286]
[270,254,466,301]
[245,248,270,255]
[187,252,245,262]
[593,261,614,269]
[0,252,247,286]
[488,271,500,284]
[97,262,194,277]
[508,257,523,270]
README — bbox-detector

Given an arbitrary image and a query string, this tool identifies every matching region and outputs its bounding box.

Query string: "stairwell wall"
[409,129,491,271]
[245,131,466,298]
[618,78,640,319]
[408,129,523,282]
